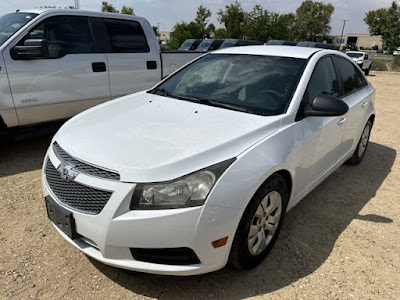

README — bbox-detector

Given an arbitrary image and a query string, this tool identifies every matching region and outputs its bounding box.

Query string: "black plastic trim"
[130,247,201,265]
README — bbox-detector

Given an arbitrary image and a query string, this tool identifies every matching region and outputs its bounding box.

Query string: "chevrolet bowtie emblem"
[57,163,78,182]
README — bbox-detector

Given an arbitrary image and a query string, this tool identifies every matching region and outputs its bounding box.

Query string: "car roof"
[214,45,322,59]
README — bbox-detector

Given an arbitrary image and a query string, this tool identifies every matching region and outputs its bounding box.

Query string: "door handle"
[92,62,106,72]
[338,117,347,125]
[361,101,368,108]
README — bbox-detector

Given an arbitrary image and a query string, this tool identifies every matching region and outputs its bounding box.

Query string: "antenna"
[74,0,80,9]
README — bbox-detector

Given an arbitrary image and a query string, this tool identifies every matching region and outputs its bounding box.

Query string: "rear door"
[3,15,111,126]
[100,17,161,99]
[332,55,369,155]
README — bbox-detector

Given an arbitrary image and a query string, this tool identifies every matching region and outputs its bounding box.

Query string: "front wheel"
[229,174,288,269]
[346,120,372,165]
[364,67,370,76]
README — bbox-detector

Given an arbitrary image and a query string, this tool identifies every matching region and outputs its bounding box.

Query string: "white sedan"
[42,45,375,275]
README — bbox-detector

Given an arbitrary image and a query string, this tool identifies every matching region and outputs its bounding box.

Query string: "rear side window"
[304,56,340,104]
[18,16,95,58]
[102,19,149,53]
[333,56,367,96]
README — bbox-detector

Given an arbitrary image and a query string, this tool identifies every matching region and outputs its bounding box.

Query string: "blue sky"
[1,0,397,34]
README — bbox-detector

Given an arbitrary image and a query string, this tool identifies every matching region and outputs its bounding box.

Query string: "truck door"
[99,17,161,99]
[3,15,111,126]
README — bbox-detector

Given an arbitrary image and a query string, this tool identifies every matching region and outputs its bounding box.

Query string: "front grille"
[130,247,201,265]
[45,160,113,214]
[53,142,120,181]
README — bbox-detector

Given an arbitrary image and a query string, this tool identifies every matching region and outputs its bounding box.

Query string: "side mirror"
[304,94,349,117]
[13,39,49,59]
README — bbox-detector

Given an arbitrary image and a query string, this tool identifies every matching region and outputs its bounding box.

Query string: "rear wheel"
[229,174,288,269]
[346,120,372,165]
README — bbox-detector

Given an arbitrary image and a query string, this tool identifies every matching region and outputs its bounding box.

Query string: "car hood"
[54,91,281,182]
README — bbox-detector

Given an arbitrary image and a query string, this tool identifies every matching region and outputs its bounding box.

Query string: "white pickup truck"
[345,51,372,75]
[0,9,203,132]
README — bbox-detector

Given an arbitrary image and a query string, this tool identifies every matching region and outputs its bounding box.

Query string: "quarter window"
[304,57,339,104]
[102,19,149,53]
[333,56,366,96]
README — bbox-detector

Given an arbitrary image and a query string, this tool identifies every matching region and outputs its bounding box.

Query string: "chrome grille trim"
[53,142,120,181]
[45,159,113,215]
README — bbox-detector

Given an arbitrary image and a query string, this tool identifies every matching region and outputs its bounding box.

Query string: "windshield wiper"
[151,87,174,98]
[173,95,249,113]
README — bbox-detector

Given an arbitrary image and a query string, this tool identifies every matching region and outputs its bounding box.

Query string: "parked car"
[178,39,202,50]
[219,39,262,49]
[42,45,375,276]
[346,51,373,75]
[393,47,400,56]
[297,41,336,50]
[0,9,203,132]
[195,39,224,52]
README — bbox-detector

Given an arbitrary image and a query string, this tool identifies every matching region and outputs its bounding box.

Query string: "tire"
[229,174,289,269]
[364,67,370,76]
[346,120,372,165]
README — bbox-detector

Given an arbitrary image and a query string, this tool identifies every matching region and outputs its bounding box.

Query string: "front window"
[151,54,306,116]
[0,12,37,46]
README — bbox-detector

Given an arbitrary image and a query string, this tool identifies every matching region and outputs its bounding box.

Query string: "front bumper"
[42,147,242,275]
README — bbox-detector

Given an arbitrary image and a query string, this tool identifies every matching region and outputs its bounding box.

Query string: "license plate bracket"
[45,196,78,239]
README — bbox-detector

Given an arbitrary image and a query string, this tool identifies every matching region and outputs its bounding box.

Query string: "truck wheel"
[229,174,288,269]
[364,68,370,76]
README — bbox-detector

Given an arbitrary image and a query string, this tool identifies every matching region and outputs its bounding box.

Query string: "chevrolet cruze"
[42,46,375,275]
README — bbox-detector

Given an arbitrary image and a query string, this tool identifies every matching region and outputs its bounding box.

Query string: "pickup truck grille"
[53,142,120,181]
[45,160,113,214]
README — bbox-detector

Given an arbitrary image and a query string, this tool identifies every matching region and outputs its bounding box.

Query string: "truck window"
[18,16,95,58]
[0,12,38,46]
[102,18,149,53]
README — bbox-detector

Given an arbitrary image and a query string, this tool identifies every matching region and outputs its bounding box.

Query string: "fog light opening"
[212,236,228,248]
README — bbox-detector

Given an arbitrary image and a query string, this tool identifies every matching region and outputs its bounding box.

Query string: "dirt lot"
[1,72,399,300]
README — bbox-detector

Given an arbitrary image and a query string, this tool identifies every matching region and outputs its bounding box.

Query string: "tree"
[365,1,400,51]
[217,1,246,38]
[214,28,228,39]
[195,5,212,37]
[101,1,118,13]
[152,25,159,37]
[120,5,134,15]
[293,0,334,42]
[101,2,135,15]
[168,22,203,49]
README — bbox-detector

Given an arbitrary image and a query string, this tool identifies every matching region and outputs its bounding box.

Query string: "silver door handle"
[362,102,368,108]
[338,117,347,125]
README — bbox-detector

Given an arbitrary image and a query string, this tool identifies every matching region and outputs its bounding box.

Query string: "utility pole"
[74,0,80,9]
[340,20,348,51]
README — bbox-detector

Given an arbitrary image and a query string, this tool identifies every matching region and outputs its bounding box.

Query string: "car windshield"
[179,41,193,50]
[197,41,212,51]
[346,52,363,58]
[0,12,38,46]
[152,54,306,116]
[219,42,236,49]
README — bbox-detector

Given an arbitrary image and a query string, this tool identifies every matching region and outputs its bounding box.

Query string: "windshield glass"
[179,41,194,50]
[0,12,38,46]
[219,41,236,49]
[197,41,212,51]
[153,54,306,116]
[346,52,363,58]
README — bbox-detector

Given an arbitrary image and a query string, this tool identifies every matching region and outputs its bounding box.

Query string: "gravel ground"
[0,72,399,300]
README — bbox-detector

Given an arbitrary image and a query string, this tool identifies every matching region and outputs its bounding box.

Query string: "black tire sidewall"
[229,174,289,269]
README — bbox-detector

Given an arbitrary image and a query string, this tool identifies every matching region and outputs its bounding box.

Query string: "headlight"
[130,158,235,210]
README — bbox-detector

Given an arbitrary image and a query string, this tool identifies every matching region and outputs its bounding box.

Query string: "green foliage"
[101,1,118,13]
[371,59,389,71]
[365,1,400,51]
[244,6,295,42]
[194,5,215,38]
[217,1,245,38]
[101,2,134,15]
[293,0,334,41]
[214,28,228,39]
[392,55,400,71]
[120,5,134,15]
[152,25,159,37]
[168,22,203,49]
